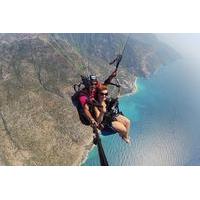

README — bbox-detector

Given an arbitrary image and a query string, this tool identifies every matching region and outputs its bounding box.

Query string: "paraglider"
[71,35,131,165]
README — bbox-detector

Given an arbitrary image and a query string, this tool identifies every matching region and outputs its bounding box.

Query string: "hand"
[90,118,98,127]
[98,123,105,130]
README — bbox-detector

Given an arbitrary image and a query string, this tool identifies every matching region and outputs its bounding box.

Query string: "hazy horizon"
[157,33,200,59]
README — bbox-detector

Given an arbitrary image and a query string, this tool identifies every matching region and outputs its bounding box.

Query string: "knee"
[126,118,131,124]
[124,118,131,126]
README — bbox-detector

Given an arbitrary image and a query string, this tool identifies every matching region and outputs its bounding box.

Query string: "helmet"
[81,75,98,89]
[89,75,97,82]
[89,75,98,86]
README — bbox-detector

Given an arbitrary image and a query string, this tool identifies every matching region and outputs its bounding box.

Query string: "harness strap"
[108,82,120,88]
[109,54,122,69]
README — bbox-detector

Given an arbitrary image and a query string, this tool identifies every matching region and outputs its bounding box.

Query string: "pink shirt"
[79,96,88,107]
[79,88,97,107]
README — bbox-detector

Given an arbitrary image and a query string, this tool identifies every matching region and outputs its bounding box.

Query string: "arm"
[94,103,106,124]
[83,104,97,125]
[79,95,97,125]
[94,107,104,124]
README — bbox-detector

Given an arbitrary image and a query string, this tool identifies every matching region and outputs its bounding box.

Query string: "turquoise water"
[83,58,200,166]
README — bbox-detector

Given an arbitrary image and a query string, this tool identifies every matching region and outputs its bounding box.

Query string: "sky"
[157,33,200,59]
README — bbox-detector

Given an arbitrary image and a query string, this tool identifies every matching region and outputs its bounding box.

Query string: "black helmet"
[81,75,98,89]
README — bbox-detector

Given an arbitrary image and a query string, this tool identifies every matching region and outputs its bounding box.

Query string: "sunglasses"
[100,92,108,96]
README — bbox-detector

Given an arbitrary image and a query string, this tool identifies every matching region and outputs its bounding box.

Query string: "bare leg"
[115,115,131,135]
[112,121,130,144]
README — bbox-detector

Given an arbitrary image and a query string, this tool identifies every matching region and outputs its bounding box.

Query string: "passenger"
[94,84,131,144]
[78,70,117,126]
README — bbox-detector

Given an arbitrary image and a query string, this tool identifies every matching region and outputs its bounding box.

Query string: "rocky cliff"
[0,33,179,165]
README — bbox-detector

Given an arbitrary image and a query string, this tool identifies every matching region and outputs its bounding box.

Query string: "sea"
[83,58,200,166]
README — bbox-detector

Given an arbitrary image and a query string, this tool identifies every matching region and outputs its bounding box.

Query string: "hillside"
[0,33,179,165]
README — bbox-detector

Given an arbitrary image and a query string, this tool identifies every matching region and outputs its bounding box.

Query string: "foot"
[122,136,131,144]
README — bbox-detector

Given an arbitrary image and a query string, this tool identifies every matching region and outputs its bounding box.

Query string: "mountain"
[0,33,179,165]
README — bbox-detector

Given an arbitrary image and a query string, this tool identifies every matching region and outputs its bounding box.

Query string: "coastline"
[120,77,138,98]
[79,77,138,166]
[79,59,181,166]
[80,143,95,166]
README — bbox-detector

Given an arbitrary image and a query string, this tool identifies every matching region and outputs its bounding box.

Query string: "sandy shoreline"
[79,78,138,166]
[80,144,95,166]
